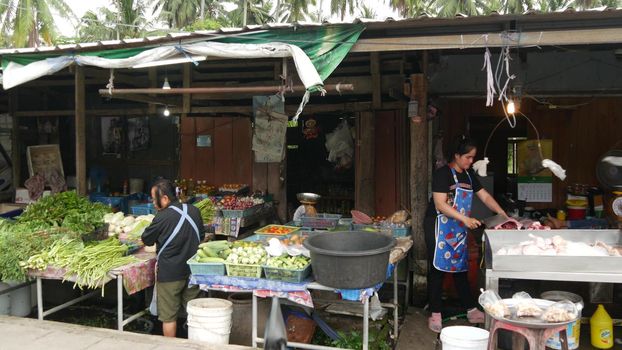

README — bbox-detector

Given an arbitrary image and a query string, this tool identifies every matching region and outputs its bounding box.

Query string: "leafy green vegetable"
[18,191,110,233]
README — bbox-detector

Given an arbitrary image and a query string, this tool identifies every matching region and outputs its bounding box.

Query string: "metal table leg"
[393,261,399,339]
[363,296,369,350]
[252,292,258,348]
[117,275,123,331]
[37,277,43,320]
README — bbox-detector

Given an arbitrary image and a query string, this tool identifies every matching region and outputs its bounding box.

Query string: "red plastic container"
[567,206,587,220]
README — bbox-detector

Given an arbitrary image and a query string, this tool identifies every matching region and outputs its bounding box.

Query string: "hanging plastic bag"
[325,120,353,170]
[479,289,510,318]
[541,300,578,323]
[512,292,542,317]
[264,296,288,350]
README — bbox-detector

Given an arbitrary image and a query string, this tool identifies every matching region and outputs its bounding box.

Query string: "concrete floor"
[0,315,252,350]
[395,309,622,350]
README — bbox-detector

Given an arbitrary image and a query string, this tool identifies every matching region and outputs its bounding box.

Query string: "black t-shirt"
[425,165,482,218]
[142,202,205,282]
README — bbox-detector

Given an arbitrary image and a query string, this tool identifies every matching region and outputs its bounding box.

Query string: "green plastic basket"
[187,254,226,276]
[226,262,263,278]
[263,263,312,283]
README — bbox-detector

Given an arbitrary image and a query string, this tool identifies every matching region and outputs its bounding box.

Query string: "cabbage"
[128,220,151,239]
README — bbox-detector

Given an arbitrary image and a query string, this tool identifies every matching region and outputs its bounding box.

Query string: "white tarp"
[2,41,323,90]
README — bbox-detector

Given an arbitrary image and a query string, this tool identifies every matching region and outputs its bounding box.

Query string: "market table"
[483,229,622,292]
[190,238,413,350]
[28,251,156,331]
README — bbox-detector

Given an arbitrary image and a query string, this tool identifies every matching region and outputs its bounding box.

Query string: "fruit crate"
[263,263,312,283]
[187,254,226,276]
[221,204,264,218]
[300,213,342,229]
[226,262,263,278]
[131,203,156,215]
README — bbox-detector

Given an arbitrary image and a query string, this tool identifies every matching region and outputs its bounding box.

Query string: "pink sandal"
[428,312,442,333]
[467,308,485,324]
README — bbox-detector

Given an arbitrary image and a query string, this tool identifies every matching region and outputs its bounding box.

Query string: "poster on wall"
[517,139,553,202]
[252,96,287,163]
[101,117,124,156]
[127,117,150,151]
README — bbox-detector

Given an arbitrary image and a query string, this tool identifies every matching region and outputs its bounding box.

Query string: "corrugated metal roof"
[0,7,619,56]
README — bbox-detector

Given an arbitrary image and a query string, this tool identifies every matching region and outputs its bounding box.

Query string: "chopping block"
[487,318,569,350]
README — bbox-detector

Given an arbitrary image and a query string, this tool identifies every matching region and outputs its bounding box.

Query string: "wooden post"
[182,64,192,114]
[409,73,428,261]
[370,53,381,109]
[355,111,375,215]
[9,91,19,188]
[75,66,87,195]
[148,68,157,114]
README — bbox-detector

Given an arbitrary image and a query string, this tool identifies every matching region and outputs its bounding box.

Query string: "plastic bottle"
[591,304,613,349]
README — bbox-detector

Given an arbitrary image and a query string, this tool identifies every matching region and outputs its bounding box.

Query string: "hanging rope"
[106,69,115,95]
[482,45,495,106]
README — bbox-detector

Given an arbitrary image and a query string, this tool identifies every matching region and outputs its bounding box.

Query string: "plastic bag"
[512,292,542,317]
[541,300,578,323]
[264,296,288,350]
[478,289,510,318]
[325,120,353,170]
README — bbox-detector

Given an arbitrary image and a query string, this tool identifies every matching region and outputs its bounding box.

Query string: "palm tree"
[280,0,316,22]
[436,0,480,17]
[150,0,202,29]
[389,0,436,17]
[0,0,76,48]
[77,0,149,41]
[330,0,358,21]
[222,0,273,27]
[357,3,377,18]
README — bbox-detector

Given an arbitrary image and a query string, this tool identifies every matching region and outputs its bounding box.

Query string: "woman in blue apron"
[424,135,507,333]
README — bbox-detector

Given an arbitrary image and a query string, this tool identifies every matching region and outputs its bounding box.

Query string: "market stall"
[29,251,155,331]
[187,226,413,350]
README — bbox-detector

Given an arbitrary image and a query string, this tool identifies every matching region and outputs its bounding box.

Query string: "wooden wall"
[180,116,253,185]
[438,97,622,208]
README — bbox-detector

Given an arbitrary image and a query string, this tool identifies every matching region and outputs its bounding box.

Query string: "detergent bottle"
[591,304,613,349]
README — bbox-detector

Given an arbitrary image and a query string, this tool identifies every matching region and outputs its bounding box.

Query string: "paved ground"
[0,315,253,350]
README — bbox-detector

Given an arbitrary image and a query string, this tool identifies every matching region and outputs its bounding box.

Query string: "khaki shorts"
[156,279,200,322]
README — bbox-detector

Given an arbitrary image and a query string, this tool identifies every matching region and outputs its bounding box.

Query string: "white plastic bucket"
[541,291,584,349]
[440,326,489,350]
[186,298,233,344]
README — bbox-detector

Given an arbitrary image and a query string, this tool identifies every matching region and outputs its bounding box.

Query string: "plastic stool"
[487,318,569,350]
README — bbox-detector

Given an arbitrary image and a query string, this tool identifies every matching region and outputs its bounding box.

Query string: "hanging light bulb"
[162,77,171,90]
[506,99,516,114]
[163,106,170,117]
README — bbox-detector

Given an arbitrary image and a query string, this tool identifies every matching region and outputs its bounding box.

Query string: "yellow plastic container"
[590,304,613,349]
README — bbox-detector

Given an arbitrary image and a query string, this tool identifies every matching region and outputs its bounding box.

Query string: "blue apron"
[433,168,474,273]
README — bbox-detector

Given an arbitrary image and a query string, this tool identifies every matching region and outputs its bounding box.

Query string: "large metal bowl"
[297,192,321,204]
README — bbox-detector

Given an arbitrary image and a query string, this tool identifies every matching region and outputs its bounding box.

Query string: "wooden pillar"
[148,68,157,114]
[182,64,192,114]
[409,73,428,261]
[355,111,375,215]
[9,91,19,188]
[75,66,87,195]
[370,53,381,110]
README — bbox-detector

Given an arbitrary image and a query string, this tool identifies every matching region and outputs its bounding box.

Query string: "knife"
[481,214,510,229]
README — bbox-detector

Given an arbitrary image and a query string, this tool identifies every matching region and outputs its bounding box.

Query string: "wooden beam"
[352,27,622,52]
[182,64,192,114]
[409,73,428,261]
[98,83,353,96]
[355,111,375,215]
[370,52,381,109]
[13,101,407,118]
[75,66,87,195]
[148,68,157,114]
[9,91,19,187]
